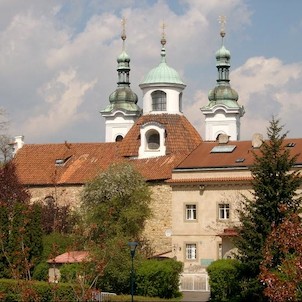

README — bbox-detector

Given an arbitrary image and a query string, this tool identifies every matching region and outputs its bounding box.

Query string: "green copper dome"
[142,47,184,85]
[109,87,138,103]
[216,45,231,65]
[208,86,239,108]
[101,31,141,116]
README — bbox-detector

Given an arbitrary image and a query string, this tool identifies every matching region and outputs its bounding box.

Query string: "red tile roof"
[13,114,202,185]
[119,114,202,157]
[218,228,238,237]
[47,251,89,264]
[13,142,123,185]
[176,138,302,169]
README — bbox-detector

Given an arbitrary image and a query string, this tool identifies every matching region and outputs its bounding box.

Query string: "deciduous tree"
[260,211,302,302]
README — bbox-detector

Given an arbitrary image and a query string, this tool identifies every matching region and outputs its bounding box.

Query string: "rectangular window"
[186,243,197,260]
[219,204,230,220]
[186,204,197,220]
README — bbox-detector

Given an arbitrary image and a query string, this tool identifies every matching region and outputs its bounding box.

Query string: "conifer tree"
[234,118,302,301]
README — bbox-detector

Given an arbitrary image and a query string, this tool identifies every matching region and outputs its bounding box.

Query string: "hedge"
[0,279,77,301]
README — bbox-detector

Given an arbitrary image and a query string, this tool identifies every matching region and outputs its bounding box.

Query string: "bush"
[136,259,183,299]
[32,261,49,281]
[0,279,77,301]
[207,259,241,302]
[59,263,80,283]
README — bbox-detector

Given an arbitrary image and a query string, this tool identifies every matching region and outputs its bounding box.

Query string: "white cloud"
[5,0,295,144]
[230,56,302,139]
[25,68,96,139]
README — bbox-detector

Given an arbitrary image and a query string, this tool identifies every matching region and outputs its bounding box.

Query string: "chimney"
[252,133,263,148]
[12,135,24,156]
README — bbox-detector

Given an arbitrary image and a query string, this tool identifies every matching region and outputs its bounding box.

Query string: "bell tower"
[201,16,244,141]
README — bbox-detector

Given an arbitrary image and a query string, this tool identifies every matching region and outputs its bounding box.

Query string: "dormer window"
[152,90,166,111]
[138,122,166,159]
[146,130,160,150]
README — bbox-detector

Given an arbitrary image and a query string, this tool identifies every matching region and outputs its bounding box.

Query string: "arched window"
[115,135,123,142]
[151,90,166,111]
[179,92,183,112]
[146,130,160,150]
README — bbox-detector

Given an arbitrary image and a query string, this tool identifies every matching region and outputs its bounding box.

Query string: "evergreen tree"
[234,118,302,301]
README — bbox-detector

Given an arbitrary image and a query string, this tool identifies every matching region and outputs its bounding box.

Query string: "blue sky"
[1,0,302,143]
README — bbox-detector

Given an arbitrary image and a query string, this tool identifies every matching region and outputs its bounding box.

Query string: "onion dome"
[206,28,240,108]
[101,21,141,115]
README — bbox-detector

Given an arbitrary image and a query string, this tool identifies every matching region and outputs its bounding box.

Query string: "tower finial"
[218,15,226,43]
[121,17,127,50]
[161,21,166,46]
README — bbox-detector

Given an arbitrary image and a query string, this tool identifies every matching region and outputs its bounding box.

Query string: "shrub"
[32,261,49,281]
[136,259,182,299]
[207,259,241,302]
[0,279,77,301]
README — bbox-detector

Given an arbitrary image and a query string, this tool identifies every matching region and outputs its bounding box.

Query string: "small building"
[47,251,89,282]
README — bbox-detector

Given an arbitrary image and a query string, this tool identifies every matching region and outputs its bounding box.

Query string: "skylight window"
[55,155,71,166]
[235,158,245,163]
[286,142,296,148]
[211,145,236,153]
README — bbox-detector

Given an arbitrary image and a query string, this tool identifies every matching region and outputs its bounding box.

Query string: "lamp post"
[128,241,138,302]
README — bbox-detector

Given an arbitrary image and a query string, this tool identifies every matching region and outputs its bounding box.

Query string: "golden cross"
[121,17,127,41]
[218,15,226,37]
[161,21,166,46]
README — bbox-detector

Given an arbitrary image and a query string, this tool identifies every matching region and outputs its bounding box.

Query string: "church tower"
[201,17,244,141]
[100,18,142,142]
[139,24,186,115]
[119,25,201,160]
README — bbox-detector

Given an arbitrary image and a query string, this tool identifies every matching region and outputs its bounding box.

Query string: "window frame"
[151,90,167,111]
[185,204,197,221]
[218,203,230,220]
[185,243,197,260]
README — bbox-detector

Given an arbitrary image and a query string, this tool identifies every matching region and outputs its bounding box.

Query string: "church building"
[12,19,302,294]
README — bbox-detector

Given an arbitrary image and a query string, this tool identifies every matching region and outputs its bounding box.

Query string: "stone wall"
[143,182,172,255]
[27,181,173,255]
[28,185,83,208]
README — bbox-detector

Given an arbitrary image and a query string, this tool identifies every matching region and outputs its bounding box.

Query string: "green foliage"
[98,246,131,294]
[59,263,80,283]
[41,232,75,261]
[0,162,43,279]
[32,261,49,281]
[0,278,77,301]
[81,162,152,241]
[136,259,183,299]
[234,118,302,301]
[5,202,43,279]
[207,259,241,302]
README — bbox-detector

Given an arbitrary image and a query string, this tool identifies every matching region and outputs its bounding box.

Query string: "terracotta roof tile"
[176,138,302,169]
[47,251,89,264]
[119,114,202,157]
[13,142,124,185]
[14,114,202,185]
